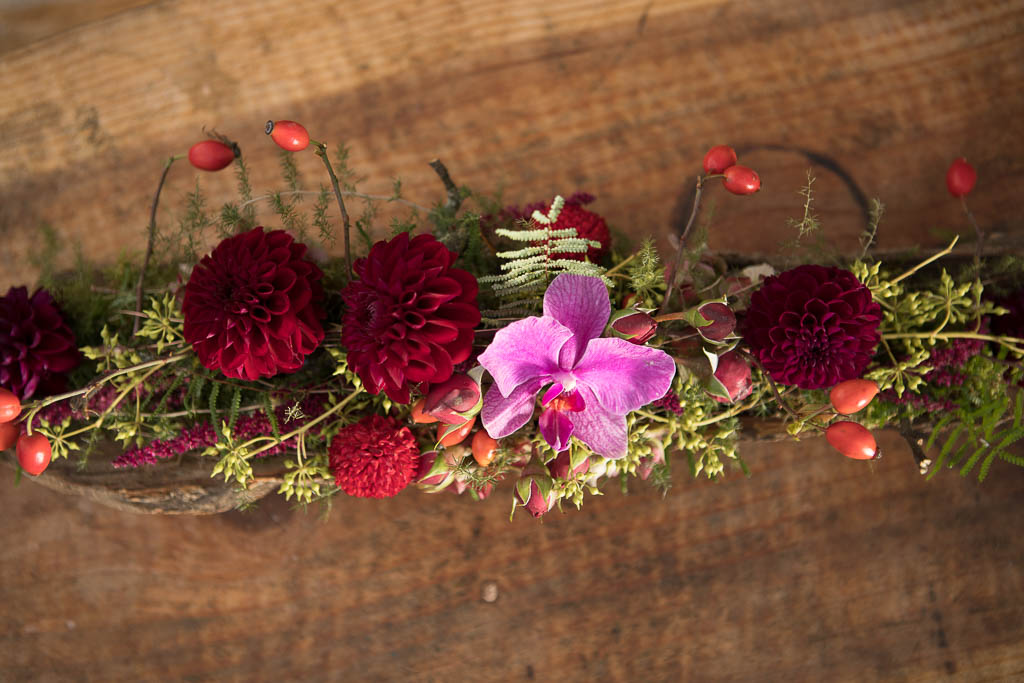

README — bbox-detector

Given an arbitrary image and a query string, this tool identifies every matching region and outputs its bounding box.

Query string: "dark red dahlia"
[742,265,881,390]
[183,227,325,380]
[341,232,480,404]
[540,200,611,262]
[0,287,80,400]
[328,415,419,498]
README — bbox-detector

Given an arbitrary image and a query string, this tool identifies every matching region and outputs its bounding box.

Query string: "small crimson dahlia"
[328,415,419,498]
[743,265,881,390]
[341,232,480,404]
[0,287,80,400]
[183,227,325,380]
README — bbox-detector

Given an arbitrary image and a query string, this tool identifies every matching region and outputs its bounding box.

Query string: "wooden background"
[2,0,1024,680]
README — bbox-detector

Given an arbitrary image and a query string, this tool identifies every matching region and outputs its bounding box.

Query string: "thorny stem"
[429,159,462,213]
[312,142,353,277]
[660,176,706,315]
[134,155,182,333]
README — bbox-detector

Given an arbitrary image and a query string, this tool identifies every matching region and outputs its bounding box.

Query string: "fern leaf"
[208,382,221,436]
[227,384,242,433]
[978,450,998,482]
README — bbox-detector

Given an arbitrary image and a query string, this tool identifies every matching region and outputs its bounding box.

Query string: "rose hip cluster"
[702,145,760,195]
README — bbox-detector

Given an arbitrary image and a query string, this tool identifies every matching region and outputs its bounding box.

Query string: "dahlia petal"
[573,337,677,414]
[477,316,572,398]
[567,385,629,459]
[542,274,610,367]
[481,380,542,439]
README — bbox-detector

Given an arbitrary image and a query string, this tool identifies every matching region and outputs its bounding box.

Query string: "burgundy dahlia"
[183,227,325,380]
[540,200,611,262]
[0,287,80,400]
[743,265,881,390]
[328,415,419,498]
[341,232,480,404]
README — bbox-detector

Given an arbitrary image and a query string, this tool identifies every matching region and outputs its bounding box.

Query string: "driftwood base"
[1,417,798,515]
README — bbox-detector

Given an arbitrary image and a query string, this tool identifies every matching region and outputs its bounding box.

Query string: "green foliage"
[479,196,609,322]
[176,179,214,264]
[925,387,1024,482]
[786,170,821,243]
[628,239,663,303]
[135,293,185,353]
[206,421,254,487]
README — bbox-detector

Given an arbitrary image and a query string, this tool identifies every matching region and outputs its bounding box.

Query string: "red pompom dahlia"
[341,232,480,404]
[183,227,325,380]
[743,265,881,390]
[328,415,419,498]
[0,287,80,400]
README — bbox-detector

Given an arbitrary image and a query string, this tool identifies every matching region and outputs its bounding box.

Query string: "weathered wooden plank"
[2,0,1022,291]
[0,430,1022,681]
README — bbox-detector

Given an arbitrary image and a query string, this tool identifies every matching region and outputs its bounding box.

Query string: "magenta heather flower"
[743,265,881,390]
[183,227,326,381]
[0,287,80,400]
[478,274,676,459]
[341,232,480,404]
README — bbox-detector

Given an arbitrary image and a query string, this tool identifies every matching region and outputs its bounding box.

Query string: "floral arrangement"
[2,125,1023,519]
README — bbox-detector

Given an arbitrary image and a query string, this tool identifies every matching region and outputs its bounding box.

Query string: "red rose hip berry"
[722,165,761,195]
[703,145,738,175]
[0,388,21,423]
[471,429,499,467]
[825,421,878,460]
[946,157,977,197]
[0,422,19,451]
[266,120,310,151]
[188,140,238,171]
[16,433,52,475]
[829,379,879,415]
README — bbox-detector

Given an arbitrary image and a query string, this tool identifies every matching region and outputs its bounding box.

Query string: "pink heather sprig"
[652,390,685,415]
[112,395,327,468]
[880,338,985,410]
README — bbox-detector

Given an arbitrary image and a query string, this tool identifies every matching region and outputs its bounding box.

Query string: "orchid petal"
[543,274,610,367]
[481,380,541,439]
[477,317,572,398]
[541,382,563,406]
[539,408,574,452]
[568,385,629,459]
[573,338,677,414]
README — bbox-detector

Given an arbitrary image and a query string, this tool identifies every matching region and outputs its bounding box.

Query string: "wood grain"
[3,1,1024,681]
[2,0,1023,291]
[1,430,1022,681]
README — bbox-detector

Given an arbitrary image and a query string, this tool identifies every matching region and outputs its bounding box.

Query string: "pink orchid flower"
[478,274,676,459]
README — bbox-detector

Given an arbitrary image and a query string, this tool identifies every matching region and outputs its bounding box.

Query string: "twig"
[898,419,932,475]
[738,349,801,423]
[659,176,706,314]
[429,159,462,213]
[134,155,180,333]
[312,142,353,276]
